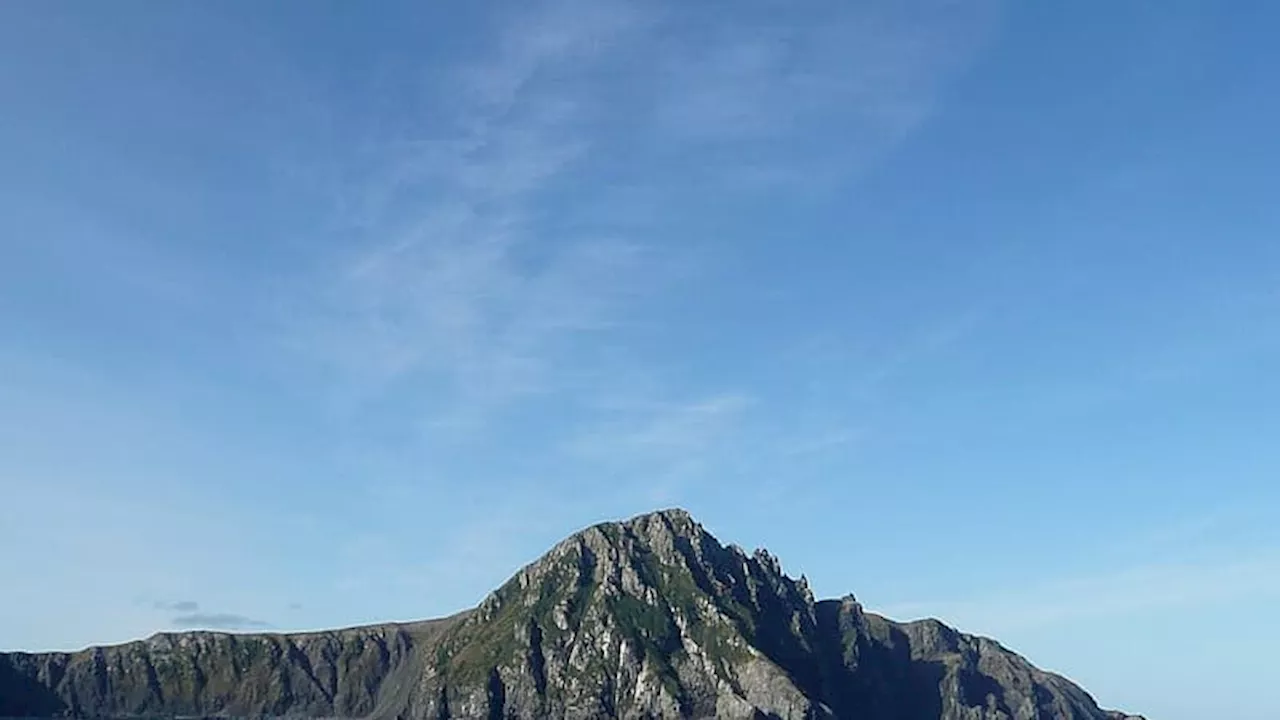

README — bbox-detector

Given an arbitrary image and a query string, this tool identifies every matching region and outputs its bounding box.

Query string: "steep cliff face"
[0,509,1142,719]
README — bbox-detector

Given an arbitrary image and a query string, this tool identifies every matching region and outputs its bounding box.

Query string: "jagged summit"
[619,506,698,526]
[0,508,1142,719]
[569,507,708,556]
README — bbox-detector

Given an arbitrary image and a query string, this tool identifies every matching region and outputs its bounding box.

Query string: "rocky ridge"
[0,509,1144,719]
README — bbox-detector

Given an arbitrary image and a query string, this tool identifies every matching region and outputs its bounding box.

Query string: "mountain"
[0,509,1143,719]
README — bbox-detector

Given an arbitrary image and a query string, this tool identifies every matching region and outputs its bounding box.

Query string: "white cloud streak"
[562,392,765,506]
[568,394,754,456]
[300,1,664,430]
[295,0,997,434]
[264,2,1009,621]
[170,612,271,631]
[879,549,1280,637]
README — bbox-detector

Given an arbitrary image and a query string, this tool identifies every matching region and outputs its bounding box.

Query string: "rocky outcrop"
[0,509,1143,719]
[0,617,463,718]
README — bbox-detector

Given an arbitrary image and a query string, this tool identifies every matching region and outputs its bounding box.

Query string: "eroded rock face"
[0,509,1143,719]
[0,618,459,718]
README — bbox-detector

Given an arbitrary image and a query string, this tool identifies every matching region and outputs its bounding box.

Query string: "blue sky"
[1,1,1278,717]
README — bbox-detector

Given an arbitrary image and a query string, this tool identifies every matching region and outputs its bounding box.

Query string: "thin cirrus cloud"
[879,549,1280,638]
[566,394,755,462]
[293,0,998,439]
[152,600,200,613]
[170,613,271,631]
[302,0,655,417]
[563,393,755,501]
[153,601,271,631]
[646,0,999,188]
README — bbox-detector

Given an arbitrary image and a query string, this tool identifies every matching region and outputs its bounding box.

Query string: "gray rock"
[0,509,1145,719]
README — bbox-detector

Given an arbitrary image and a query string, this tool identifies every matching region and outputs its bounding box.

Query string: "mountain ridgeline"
[0,510,1142,719]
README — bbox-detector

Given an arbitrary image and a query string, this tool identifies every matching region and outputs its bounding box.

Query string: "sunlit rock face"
[0,509,1143,720]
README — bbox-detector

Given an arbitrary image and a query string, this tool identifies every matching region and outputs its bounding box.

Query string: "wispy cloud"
[639,0,1000,193]
[153,600,199,613]
[878,505,1280,637]
[293,0,997,434]
[171,612,271,631]
[150,601,272,631]
[569,394,754,456]
[880,549,1280,637]
[265,2,1004,629]
[774,428,862,458]
[565,393,755,503]
[299,1,663,431]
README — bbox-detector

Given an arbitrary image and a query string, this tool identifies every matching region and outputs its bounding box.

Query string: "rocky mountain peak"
[0,509,1143,719]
